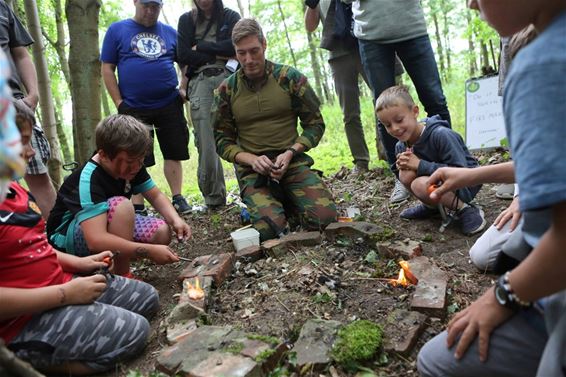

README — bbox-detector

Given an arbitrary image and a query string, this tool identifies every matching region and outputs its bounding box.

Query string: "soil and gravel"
[102,154,510,377]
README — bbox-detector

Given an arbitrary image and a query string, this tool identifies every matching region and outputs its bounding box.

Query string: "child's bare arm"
[0,275,107,321]
[143,187,192,241]
[55,250,113,274]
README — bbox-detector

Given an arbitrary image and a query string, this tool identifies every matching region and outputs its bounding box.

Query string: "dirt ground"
[102,155,510,377]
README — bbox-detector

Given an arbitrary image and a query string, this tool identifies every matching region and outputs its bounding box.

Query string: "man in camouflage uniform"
[212,18,337,241]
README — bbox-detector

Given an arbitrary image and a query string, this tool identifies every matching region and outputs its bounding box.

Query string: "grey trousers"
[10,276,159,372]
[328,52,370,165]
[417,307,547,377]
[188,71,227,206]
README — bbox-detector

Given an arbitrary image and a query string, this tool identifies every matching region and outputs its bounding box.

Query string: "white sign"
[465,75,507,150]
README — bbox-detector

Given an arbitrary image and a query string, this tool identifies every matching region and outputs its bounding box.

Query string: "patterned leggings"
[73,196,166,256]
[9,276,159,372]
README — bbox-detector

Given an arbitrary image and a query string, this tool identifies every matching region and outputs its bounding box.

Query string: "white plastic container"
[230,227,260,252]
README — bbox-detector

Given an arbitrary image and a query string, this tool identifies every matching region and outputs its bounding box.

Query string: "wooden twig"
[275,296,291,312]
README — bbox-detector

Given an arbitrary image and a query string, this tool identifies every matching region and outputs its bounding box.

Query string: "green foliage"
[312,291,334,304]
[255,348,276,363]
[247,334,280,346]
[372,226,396,242]
[331,320,383,370]
[223,341,245,355]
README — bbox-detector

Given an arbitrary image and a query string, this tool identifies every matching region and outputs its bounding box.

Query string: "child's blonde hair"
[95,114,152,160]
[375,85,415,113]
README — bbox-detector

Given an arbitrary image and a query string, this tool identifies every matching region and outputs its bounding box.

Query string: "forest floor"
[101,152,509,377]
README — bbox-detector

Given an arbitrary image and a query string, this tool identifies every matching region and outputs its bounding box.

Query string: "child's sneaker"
[172,194,191,215]
[458,205,487,235]
[400,204,439,219]
[390,179,410,203]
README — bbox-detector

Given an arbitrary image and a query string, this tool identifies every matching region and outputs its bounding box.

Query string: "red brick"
[179,276,213,311]
[324,221,382,242]
[261,239,287,258]
[179,253,234,287]
[281,231,322,247]
[236,245,264,263]
[377,239,423,260]
[383,310,428,355]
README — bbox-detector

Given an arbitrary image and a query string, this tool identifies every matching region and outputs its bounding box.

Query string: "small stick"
[275,296,291,312]
[178,256,191,262]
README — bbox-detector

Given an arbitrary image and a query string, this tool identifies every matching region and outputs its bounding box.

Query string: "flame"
[389,260,418,287]
[185,277,205,300]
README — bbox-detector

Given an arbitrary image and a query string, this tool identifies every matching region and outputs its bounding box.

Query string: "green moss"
[255,348,276,362]
[247,334,280,346]
[331,320,383,369]
[371,226,396,242]
[224,341,245,355]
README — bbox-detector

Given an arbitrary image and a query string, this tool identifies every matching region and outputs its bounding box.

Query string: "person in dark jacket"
[376,85,486,235]
[177,0,240,210]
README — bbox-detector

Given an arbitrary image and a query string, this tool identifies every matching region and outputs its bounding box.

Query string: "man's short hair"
[12,100,36,131]
[232,18,264,45]
[375,85,416,113]
[95,114,152,160]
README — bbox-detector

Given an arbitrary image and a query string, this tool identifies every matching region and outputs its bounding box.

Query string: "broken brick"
[261,239,287,258]
[179,253,234,287]
[411,278,447,317]
[281,231,322,247]
[179,276,214,311]
[188,352,261,377]
[293,319,342,371]
[377,239,423,260]
[166,319,198,345]
[383,310,428,356]
[236,245,264,263]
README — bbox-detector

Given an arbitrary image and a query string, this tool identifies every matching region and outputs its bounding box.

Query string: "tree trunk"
[54,94,72,163]
[66,0,101,164]
[306,30,323,102]
[23,0,63,186]
[431,9,445,81]
[317,48,332,103]
[480,41,489,72]
[236,0,245,17]
[466,11,477,76]
[42,0,71,89]
[276,0,297,67]
[101,83,111,117]
[441,0,451,75]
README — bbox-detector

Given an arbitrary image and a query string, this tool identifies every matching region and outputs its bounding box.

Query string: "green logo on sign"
[467,81,480,93]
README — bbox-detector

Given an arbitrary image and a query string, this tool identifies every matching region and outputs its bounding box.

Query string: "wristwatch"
[286,146,298,158]
[494,271,531,311]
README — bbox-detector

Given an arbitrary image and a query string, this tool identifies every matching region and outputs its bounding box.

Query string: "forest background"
[9,0,499,203]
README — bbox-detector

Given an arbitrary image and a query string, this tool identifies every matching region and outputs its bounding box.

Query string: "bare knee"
[107,197,135,239]
[151,223,172,245]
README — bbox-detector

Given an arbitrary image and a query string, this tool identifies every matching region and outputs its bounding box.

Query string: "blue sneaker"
[458,206,487,235]
[400,204,439,220]
[172,194,191,215]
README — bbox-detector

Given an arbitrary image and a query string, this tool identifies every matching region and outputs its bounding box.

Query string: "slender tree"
[66,0,101,164]
[276,0,297,67]
[23,0,63,185]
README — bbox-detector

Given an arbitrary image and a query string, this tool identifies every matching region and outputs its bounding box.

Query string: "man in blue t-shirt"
[101,0,191,215]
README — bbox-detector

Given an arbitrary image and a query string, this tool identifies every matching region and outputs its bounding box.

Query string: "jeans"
[358,35,450,169]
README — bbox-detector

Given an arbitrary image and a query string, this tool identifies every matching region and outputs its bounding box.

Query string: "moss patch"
[246,334,280,346]
[331,320,383,369]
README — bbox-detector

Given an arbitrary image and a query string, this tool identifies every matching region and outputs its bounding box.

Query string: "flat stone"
[166,319,198,345]
[166,300,204,327]
[324,221,382,242]
[383,310,428,355]
[236,245,264,263]
[179,276,214,311]
[281,231,322,247]
[377,239,423,260]
[179,253,234,287]
[261,239,287,258]
[407,256,448,281]
[157,326,234,375]
[187,352,261,377]
[293,319,342,370]
[411,278,447,317]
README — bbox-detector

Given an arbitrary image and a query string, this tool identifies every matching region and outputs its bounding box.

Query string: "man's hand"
[146,244,180,264]
[251,155,275,175]
[21,95,39,111]
[446,287,514,362]
[427,167,474,202]
[171,217,192,241]
[494,196,522,231]
[62,275,107,305]
[396,151,420,171]
[270,150,293,181]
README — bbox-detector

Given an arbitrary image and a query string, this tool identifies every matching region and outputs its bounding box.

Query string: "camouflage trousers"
[240,164,337,241]
[9,276,159,372]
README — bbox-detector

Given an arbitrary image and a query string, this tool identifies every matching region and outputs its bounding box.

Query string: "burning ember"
[185,277,205,300]
[389,260,418,287]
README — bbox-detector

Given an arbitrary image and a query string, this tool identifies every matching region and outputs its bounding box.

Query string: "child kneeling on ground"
[46,114,191,278]
[376,85,486,235]
[1,101,158,375]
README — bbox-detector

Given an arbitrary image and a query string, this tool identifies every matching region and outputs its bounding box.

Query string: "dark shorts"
[118,96,190,167]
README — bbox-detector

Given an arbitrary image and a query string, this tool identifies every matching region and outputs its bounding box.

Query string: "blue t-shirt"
[503,11,566,247]
[101,19,179,109]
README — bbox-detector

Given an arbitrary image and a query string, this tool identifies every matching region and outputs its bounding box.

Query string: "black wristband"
[286,147,298,157]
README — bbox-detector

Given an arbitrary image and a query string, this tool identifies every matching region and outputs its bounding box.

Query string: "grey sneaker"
[390,179,410,203]
[172,194,191,215]
[458,205,487,235]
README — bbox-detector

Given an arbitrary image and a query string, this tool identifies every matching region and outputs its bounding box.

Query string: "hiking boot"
[352,161,369,175]
[172,194,191,215]
[390,179,410,203]
[458,205,487,235]
[400,204,439,220]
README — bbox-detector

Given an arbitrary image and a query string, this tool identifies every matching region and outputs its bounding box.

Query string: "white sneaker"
[390,179,410,203]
